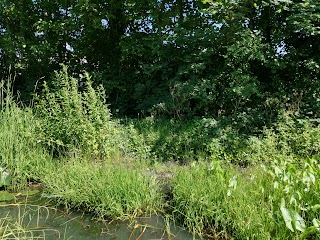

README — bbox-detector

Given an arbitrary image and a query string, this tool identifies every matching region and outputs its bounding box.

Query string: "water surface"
[0,191,197,240]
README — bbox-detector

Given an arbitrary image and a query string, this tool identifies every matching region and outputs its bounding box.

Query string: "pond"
[0,190,197,240]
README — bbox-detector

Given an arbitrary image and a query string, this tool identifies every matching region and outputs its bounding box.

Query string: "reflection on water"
[0,192,197,240]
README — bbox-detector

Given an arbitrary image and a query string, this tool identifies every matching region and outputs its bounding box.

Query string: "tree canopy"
[0,0,319,120]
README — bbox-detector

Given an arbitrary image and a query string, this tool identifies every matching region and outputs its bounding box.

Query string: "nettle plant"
[35,66,120,158]
[268,156,320,238]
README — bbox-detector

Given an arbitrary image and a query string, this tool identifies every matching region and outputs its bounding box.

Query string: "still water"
[0,191,197,240]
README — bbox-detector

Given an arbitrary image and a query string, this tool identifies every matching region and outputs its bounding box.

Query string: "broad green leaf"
[0,171,11,187]
[292,211,306,232]
[281,207,294,232]
[280,206,306,232]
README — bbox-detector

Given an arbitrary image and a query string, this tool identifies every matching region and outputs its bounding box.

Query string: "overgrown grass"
[0,80,51,189]
[1,70,320,239]
[131,111,320,166]
[41,159,163,220]
[171,163,275,239]
[132,112,320,239]
[0,74,163,222]
[171,161,320,239]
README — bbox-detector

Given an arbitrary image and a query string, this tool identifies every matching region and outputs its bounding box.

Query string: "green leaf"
[311,204,320,211]
[280,206,306,232]
[299,226,318,239]
[292,211,306,232]
[281,207,295,232]
[228,176,237,189]
[0,191,15,202]
[0,171,11,187]
[312,218,320,228]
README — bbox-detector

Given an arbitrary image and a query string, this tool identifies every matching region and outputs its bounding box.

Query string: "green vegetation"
[1,70,320,239]
[172,159,320,239]
[42,160,162,220]
[1,0,319,119]
[0,76,162,221]
[0,0,320,238]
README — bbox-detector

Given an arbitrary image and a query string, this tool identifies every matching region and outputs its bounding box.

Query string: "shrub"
[35,66,126,159]
[232,112,320,165]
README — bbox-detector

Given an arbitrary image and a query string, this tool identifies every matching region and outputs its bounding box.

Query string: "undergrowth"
[0,80,51,189]
[34,66,149,160]
[1,70,320,239]
[171,160,320,239]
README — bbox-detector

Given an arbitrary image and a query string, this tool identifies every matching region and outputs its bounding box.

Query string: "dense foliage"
[1,0,320,239]
[1,69,320,238]
[1,0,319,121]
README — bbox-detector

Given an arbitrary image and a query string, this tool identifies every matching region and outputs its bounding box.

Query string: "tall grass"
[171,158,320,238]
[41,159,163,220]
[2,70,320,239]
[171,163,275,239]
[0,79,51,190]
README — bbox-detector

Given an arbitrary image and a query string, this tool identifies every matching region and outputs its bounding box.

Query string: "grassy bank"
[1,71,320,239]
[172,160,320,239]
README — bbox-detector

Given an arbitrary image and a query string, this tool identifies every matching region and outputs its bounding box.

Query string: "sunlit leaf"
[312,218,320,228]
[280,207,294,232]
[280,206,306,232]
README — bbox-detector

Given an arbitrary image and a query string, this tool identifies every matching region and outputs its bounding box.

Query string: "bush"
[35,66,135,159]
[232,112,320,165]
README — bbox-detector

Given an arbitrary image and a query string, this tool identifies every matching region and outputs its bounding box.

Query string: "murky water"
[0,191,197,240]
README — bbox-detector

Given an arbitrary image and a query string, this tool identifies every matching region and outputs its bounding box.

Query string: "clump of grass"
[41,159,163,220]
[171,163,278,239]
[0,79,51,190]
